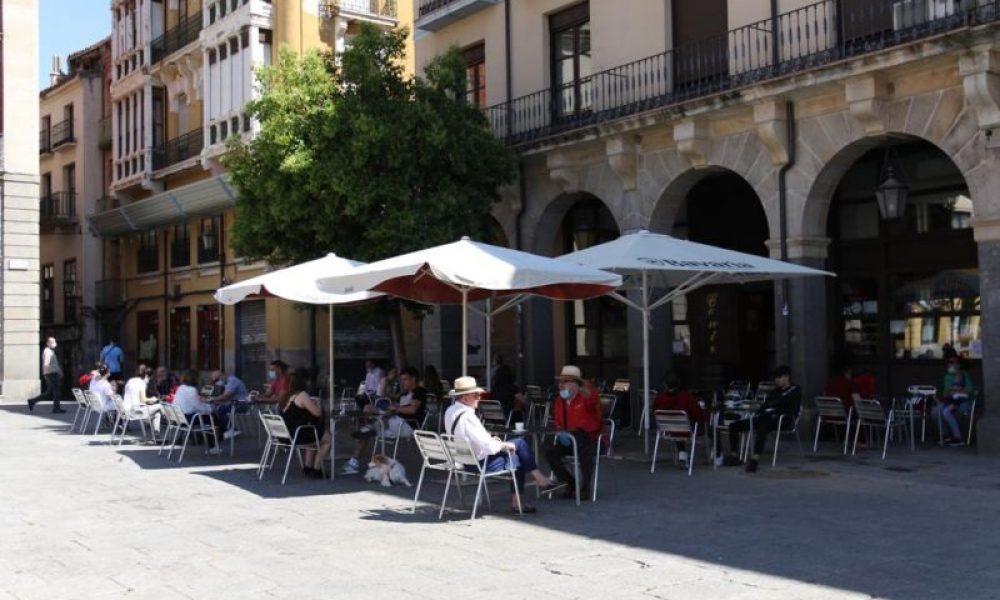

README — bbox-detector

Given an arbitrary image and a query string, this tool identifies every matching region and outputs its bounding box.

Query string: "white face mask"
[48,341,57,349]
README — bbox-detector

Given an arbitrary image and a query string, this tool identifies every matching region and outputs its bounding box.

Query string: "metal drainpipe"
[770,0,780,73]
[778,101,796,365]
[505,0,529,381]
[219,218,226,372]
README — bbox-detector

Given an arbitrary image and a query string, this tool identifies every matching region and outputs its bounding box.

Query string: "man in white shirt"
[28,337,65,413]
[443,376,563,513]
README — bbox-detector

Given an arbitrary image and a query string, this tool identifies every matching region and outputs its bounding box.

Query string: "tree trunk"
[389,301,408,369]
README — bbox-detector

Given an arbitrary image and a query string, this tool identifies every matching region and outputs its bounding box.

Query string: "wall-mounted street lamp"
[875,147,909,220]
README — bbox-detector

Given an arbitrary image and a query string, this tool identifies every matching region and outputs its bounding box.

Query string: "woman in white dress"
[123,365,163,433]
[88,365,116,413]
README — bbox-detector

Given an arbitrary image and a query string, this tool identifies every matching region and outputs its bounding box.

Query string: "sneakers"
[339,458,361,475]
[713,455,725,467]
[677,450,689,463]
[52,407,67,414]
[222,429,241,441]
[945,438,965,447]
[207,446,223,456]
[27,398,36,412]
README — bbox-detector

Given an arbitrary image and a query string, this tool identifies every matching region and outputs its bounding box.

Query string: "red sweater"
[653,390,707,426]
[825,376,856,410]
[554,392,603,441]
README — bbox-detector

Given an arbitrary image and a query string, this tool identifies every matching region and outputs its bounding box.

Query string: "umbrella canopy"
[214,253,382,306]
[316,237,622,378]
[559,230,832,452]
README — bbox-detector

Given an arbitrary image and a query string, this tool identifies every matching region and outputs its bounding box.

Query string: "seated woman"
[123,365,163,433]
[933,357,975,446]
[172,370,214,419]
[281,369,332,478]
[88,364,116,413]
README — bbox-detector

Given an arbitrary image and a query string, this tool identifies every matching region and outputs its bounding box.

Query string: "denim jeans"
[934,401,972,440]
[483,437,536,492]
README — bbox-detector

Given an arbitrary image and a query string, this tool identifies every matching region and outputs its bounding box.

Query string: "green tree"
[225,24,517,364]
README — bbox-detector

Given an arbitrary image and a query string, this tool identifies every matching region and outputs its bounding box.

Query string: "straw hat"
[450,375,486,397]
[555,365,584,384]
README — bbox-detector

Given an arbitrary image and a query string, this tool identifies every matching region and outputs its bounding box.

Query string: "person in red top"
[825,365,859,412]
[261,360,292,407]
[545,365,603,499]
[852,370,876,400]
[653,375,706,463]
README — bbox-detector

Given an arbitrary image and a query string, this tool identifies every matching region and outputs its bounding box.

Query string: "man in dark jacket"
[723,365,801,472]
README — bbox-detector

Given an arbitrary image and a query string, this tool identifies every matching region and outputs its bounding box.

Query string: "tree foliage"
[225,25,517,266]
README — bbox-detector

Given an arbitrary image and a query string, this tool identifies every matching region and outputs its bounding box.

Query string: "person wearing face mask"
[545,365,604,500]
[934,357,975,446]
[123,365,163,435]
[261,360,292,407]
[28,337,65,413]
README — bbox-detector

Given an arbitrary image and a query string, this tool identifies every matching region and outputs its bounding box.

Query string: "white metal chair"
[162,403,220,463]
[421,394,441,431]
[591,418,617,501]
[905,385,936,443]
[412,430,460,519]
[651,410,707,476]
[769,412,803,466]
[82,389,114,435]
[852,398,895,460]
[441,433,522,520]
[69,388,89,433]
[109,393,155,446]
[812,396,853,454]
[257,413,324,484]
[476,400,509,433]
[158,403,184,457]
[725,381,751,402]
[369,413,413,461]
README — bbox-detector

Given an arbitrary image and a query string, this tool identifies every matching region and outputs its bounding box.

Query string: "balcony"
[416,0,500,31]
[98,117,112,150]
[485,0,1000,147]
[50,118,75,148]
[95,195,120,213]
[150,11,203,64]
[63,295,81,323]
[95,279,125,310]
[152,127,204,171]
[39,129,51,154]
[320,0,398,21]
[40,191,78,232]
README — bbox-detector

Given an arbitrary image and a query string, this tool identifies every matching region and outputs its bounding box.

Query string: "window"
[171,223,190,268]
[241,28,250,49]
[41,264,55,324]
[138,230,159,274]
[40,173,51,199]
[229,37,239,55]
[208,48,216,65]
[197,305,220,370]
[63,164,76,196]
[63,259,78,322]
[550,2,591,117]
[243,114,251,132]
[170,307,191,370]
[219,42,228,61]
[219,120,228,140]
[199,216,221,264]
[463,43,486,107]
[231,116,239,136]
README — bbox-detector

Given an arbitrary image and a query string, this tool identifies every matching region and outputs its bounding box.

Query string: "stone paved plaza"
[2,404,1000,599]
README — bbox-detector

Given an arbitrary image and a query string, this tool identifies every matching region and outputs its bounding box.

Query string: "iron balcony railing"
[152,127,204,171]
[63,295,81,323]
[320,0,397,19]
[94,195,120,213]
[50,118,75,147]
[39,129,51,154]
[418,0,458,18]
[486,0,1000,146]
[40,191,77,223]
[151,11,203,64]
[95,279,125,309]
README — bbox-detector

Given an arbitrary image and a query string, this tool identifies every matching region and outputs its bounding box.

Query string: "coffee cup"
[514,422,525,432]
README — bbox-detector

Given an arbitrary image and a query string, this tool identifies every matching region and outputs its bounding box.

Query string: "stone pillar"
[974,219,1000,453]
[769,238,830,408]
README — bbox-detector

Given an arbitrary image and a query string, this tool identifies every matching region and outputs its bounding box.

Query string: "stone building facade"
[414,0,1000,448]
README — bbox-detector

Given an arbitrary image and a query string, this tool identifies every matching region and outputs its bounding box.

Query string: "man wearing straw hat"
[546,365,603,500]
[444,376,565,513]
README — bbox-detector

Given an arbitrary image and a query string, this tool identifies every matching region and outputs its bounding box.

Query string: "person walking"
[28,337,65,413]
[100,338,125,384]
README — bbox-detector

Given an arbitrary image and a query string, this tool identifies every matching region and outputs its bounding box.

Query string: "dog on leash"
[364,455,412,487]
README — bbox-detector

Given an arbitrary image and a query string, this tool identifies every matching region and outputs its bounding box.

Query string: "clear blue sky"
[38,1,111,89]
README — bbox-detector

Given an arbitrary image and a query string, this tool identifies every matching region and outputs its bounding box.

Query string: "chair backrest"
[83,389,103,411]
[413,430,452,466]
[907,385,937,397]
[111,393,127,413]
[200,384,215,397]
[72,388,87,406]
[754,382,777,402]
[599,393,617,418]
[814,396,848,419]
[524,385,544,401]
[654,410,693,438]
[160,402,182,426]
[441,433,484,473]
[612,379,630,393]
[477,400,507,428]
[259,412,292,441]
[853,397,887,424]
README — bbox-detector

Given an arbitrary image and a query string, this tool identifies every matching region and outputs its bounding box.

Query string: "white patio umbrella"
[558,230,833,452]
[214,253,382,407]
[315,236,623,386]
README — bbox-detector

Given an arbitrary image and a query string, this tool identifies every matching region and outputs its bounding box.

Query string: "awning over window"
[88,176,236,237]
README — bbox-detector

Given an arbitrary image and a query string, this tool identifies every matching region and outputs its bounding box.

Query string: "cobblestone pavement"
[3,403,1000,600]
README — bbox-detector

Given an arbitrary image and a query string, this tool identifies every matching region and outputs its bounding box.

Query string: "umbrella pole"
[642,270,651,455]
[328,303,336,479]
[485,298,492,390]
[328,303,335,414]
[462,287,469,376]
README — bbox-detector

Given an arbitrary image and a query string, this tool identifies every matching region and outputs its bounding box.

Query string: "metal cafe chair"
[412,430,460,519]
[441,433,524,520]
[651,410,707,476]
[812,396,853,454]
[851,398,895,460]
[257,413,324,485]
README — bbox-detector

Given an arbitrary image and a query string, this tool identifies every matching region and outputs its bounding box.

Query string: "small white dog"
[364,455,412,487]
